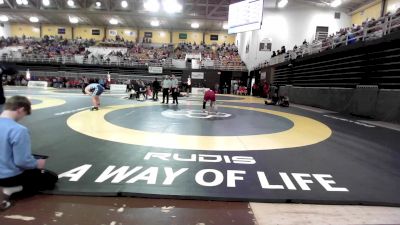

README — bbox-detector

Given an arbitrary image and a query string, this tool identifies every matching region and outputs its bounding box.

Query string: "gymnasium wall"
[386,0,400,13]
[0,23,10,37]
[42,25,73,39]
[73,26,105,40]
[5,23,234,45]
[139,29,170,43]
[351,1,382,25]
[105,28,137,42]
[10,24,41,38]
[235,1,351,70]
[172,31,203,44]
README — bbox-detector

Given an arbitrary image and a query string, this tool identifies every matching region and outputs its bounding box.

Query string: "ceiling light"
[109,18,118,25]
[277,0,288,8]
[67,0,74,7]
[69,16,78,24]
[223,23,229,29]
[0,0,4,4]
[330,0,342,7]
[0,15,8,22]
[144,0,160,12]
[16,0,22,5]
[29,16,39,23]
[162,0,182,13]
[42,0,50,6]
[22,0,28,5]
[150,20,159,27]
[95,1,101,7]
[121,0,128,8]
[191,22,199,29]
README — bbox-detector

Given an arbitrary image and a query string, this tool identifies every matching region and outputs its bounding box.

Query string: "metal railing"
[0,52,247,72]
[264,13,400,67]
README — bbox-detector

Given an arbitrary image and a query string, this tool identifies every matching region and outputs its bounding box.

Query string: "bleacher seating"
[271,30,400,89]
[0,36,246,71]
[264,8,400,68]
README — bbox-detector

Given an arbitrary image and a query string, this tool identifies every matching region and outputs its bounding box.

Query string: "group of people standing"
[125,75,179,104]
[160,75,179,104]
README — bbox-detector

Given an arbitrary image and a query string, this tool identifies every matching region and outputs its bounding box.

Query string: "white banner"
[27,81,48,88]
[203,60,214,67]
[191,72,204,79]
[148,66,163,74]
[185,53,202,61]
[110,84,127,92]
[172,59,186,69]
[109,30,117,36]
[191,59,201,69]
[261,72,266,80]
[191,87,209,95]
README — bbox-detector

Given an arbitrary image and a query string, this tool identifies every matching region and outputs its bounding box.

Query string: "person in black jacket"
[152,78,160,101]
[0,68,5,105]
[0,65,19,105]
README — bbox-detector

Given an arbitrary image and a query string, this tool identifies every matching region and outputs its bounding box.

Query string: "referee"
[161,75,171,104]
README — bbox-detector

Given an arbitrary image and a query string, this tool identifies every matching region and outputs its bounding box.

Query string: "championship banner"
[27,81,48,88]
[148,66,163,74]
[110,84,127,92]
[191,72,204,79]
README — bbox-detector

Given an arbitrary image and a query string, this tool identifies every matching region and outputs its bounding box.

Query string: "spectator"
[0,96,58,209]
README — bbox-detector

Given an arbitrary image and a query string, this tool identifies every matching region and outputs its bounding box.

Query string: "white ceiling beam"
[207,0,227,17]
[3,0,15,9]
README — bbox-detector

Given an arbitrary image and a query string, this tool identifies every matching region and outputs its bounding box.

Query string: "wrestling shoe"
[0,187,11,211]
[90,107,99,111]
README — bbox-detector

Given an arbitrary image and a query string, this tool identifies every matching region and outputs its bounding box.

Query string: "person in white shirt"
[161,75,171,104]
[171,75,179,105]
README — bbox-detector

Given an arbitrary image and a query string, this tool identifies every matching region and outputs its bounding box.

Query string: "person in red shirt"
[263,82,270,98]
[203,88,216,111]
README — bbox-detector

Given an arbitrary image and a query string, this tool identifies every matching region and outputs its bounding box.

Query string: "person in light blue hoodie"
[0,96,58,210]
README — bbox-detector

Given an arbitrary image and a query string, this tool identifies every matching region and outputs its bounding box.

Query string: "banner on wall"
[179,33,187,39]
[92,29,101,35]
[191,72,204,79]
[149,66,163,74]
[259,38,272,51]
[185,53,202,61]
[124,30,135,36]
[58,28,66,35]
[109,30,117,36]
[210,35,219,41]
[144,32,153,38]
[261,72,266,80]
[192,59,201,69]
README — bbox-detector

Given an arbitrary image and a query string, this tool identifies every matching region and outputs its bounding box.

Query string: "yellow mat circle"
[67,104,332,151]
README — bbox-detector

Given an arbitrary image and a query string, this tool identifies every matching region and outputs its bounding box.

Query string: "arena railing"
[267,13,400,66]
[0,54,247,71]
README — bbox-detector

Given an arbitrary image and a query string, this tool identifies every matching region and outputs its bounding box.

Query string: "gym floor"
[1,86,400,225]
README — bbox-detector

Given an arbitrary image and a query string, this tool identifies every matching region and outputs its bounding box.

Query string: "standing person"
[214,83,219,94]
[0,67,5,105]
[223,82,228,94]
[233,82,239,95]
[139,80,147,100]
[252,83,259,96]
[161,75,171,104]
[263,82,270,98]
[0,96,58,209]
[83,83,104,111]
[203,88,216,112]
[152,78,160,101]
[171,75,179,105]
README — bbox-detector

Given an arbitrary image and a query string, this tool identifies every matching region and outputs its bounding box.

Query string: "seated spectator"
[0,96,58,209]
